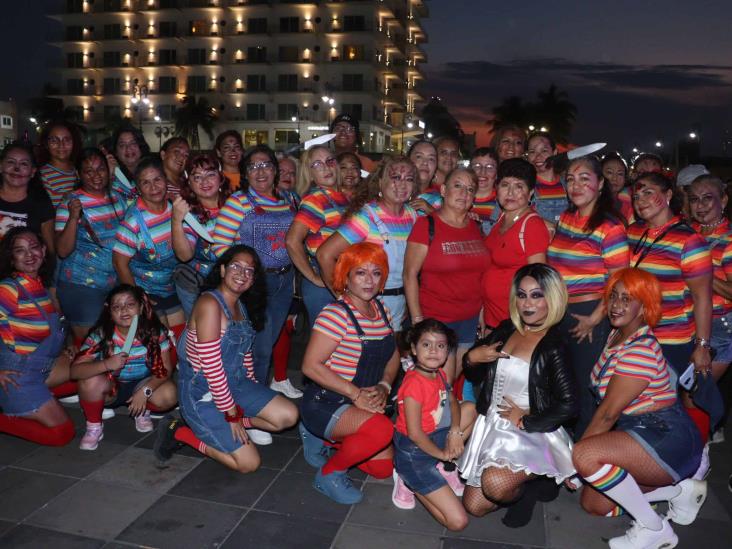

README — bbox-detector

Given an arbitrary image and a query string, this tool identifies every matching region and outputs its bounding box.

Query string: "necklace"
[701,218,725,231]
[524,324,545,332]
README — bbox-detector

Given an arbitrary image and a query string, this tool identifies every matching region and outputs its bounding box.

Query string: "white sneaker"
[609,518,678,549]
[691,444,710,480]
[80,422,104,451]
[58,394,80,404]
[246,428,273,445]
[710,428,725,445]
[667,478,707,525]
[134,411,154,433]
[102,408,116,420]
[269,379,303,399]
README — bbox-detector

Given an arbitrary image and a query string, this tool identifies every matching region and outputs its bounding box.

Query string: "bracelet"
[695,338,711,349]
[224,404,244,423]
[377,380,392,393]
[413,315,424,323]
[447,429,464,438]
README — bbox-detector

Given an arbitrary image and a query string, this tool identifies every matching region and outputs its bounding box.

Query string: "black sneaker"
[154,414,184,464]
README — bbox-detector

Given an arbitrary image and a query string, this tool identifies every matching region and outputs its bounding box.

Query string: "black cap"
[330,113,360,134]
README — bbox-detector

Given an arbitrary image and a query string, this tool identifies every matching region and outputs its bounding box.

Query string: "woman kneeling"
[154,245,298,472]
[573,267,705,549]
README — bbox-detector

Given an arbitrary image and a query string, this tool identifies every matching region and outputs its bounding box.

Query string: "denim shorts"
[393,428,449,495]
[57,281,109,326]
[617,403,702,483]
[379,294,405,332]
[0,359,55,416]
[446,315,479,346]
[711,311,732,364]
[300,384,351,442]
[107,378,149,409]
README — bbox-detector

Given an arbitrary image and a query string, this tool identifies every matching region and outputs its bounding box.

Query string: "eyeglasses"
[311,158,337,171]
[688,194,717,207]
[471,162,496,172]
[190,171,220,184]
[246,161,275,173]
[334,124,356,134]
[227,263,256,277]
[110,301,137,314]
[48,137,73,147]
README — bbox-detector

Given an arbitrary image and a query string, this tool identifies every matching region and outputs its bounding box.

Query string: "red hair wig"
[332,242,389,295]
[604,267,662,327]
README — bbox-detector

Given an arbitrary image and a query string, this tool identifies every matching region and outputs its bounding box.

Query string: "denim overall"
[0,281,66,415]
[177,290,277,452]
[237,191,296,382]
[591,333,701,482]
[130,204,178,299]
[301,299,395,441]
[393,371,453,495]
[364,204,409,332]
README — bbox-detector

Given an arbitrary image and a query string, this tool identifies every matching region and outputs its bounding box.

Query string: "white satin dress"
[458,355,575,487]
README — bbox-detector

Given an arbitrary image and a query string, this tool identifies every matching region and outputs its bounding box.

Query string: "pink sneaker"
[134,411,154,433]
[392,470,416,509]
[80,422,104,451]
[437,462,465,496]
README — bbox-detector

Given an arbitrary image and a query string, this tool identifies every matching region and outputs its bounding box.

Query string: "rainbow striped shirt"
[547,211,629,295]
[628,217,712,344]
[183,209,219,276]
[616,188,635,225]
[692,219,732,317]
[211,188,295,257]
[535,176,567,200]
[55,189,130,289]
[337,200,418,246]
[472,192,497,222]
[0,274,55,354]
[591,326,676,415]
[80,327,170,382]
[313,301,393,381]
[39,163,78,209]
[294,187,349,258]
[113,198,175,296]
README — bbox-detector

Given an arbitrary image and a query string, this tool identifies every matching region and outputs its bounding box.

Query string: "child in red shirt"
[392,320,468,531]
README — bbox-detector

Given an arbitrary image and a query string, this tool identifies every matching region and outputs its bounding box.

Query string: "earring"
[378,191,383,198]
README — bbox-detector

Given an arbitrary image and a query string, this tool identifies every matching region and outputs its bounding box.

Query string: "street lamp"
[689,132,697,140]
[130,80,150,129]
[655,141,663,148]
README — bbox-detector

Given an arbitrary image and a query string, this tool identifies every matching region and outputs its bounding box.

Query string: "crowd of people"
[0,112,729,548]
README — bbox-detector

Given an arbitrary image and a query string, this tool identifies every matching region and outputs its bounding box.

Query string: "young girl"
[71,285,177,450]
[393,319,468,532]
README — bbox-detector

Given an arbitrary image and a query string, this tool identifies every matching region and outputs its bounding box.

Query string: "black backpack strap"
[427,214,435,247]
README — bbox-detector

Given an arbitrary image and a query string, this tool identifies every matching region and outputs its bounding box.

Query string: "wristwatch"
[142,386,153,398]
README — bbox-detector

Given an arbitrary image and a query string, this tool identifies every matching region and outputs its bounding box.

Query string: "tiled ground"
[0,402,730,549]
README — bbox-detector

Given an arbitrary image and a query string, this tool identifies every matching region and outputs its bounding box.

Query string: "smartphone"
[678,363,696,391]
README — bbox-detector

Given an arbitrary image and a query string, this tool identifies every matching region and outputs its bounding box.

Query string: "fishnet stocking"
[573,431,674,515]
[462,466,533,516]
[329,406,374,440]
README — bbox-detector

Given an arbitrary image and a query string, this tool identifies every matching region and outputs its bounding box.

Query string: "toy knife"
[183,212,214,243]
[121,314,138,355]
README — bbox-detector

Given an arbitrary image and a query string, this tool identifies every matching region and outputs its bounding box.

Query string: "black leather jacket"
[463,320,578,433]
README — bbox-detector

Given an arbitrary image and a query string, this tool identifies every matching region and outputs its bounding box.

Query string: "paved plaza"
[0,394,730,549]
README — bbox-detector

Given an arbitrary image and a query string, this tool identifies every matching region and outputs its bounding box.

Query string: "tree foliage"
[173,96,217,151]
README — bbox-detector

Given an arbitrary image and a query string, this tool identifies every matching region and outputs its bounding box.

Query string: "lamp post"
[154,115,162,150]
[130,80,150,130]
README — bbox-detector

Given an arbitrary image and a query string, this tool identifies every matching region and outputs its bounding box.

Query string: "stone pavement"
[0,403,730,549]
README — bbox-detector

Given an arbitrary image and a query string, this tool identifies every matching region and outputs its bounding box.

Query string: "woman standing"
[37,121,81,209]
[0,228,75,446]
[404,167,489,381]
[460,264,576,522]
[106,126,150,195]
[317,156,418,333]
[574,268,704,549]
[0,144,56,254]
[469,147,500,236]
[407,140,439,214]
[286,145,348,325]
[602,152,634,224]
[56,148,130,342]
[491,125,526,164]
[212,145,296,401]
[155,245,298,470]
[481,159,550,333]
[159,137,191,199]
[171,153,230,318]
[214,130,244,192]
[547,155,629,438]
[113,157,183,330]
[337,152,362,200]
[526,132,567,226]
[300,243,399,503]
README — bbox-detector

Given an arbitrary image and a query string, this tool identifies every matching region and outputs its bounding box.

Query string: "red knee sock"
[0,415,75,446]
[322,414,394,475]
[272,318,294,382]
[174,426,208,454]
[686,406,710,444]
[72,334,86,348]
[51,381,78,399]
[356,457,393,479]
[80,399,104,423]
[170,323,186,341]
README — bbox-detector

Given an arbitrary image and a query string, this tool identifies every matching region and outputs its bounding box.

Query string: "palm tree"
[487,96,534,132]
[173,96,217,151]
[533,84,577,145]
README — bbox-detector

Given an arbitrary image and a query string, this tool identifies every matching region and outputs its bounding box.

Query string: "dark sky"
[3,1,732,156]
[422,0,732,154]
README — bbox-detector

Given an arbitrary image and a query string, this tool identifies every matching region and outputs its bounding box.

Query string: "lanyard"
[633,221,685,268]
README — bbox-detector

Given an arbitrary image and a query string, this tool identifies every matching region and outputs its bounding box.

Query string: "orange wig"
[604,267,663,327]
[332,242,389,295]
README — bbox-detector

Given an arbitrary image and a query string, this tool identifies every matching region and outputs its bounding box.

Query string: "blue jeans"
[302,277,334,328]
[253,269,295,383]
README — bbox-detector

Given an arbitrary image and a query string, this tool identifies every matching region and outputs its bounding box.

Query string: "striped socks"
[585,464,662,530]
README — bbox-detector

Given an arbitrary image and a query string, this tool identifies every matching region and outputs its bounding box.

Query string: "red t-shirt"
[481,211,550,328]
[395,369,450,436]
[408,214,489,322]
